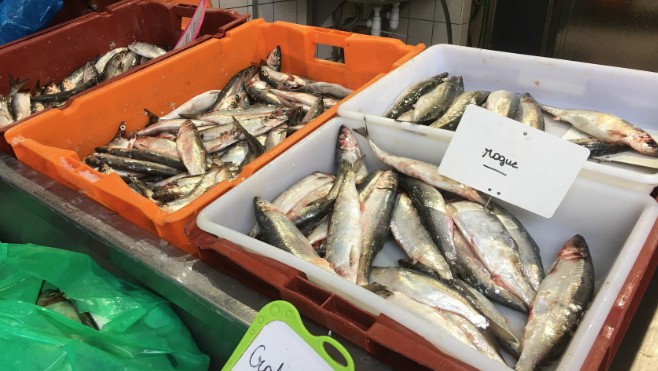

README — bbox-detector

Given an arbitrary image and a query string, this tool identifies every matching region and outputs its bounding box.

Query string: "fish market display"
[0,41,168,128]
[385,72,658,158]
[83,46,351,213]
[246,124,596,367]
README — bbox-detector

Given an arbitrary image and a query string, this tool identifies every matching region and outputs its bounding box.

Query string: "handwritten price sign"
[223,301,354,371]
[439,105,589,217]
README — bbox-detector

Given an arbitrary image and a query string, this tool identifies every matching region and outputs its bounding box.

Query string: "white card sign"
[231,321,333,371]
[438,105,589,217]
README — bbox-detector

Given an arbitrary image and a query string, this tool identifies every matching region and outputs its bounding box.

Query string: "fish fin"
[232,116,265,156]
[143,109,160,126]
[362,283,392,297]
[353,126,368,138]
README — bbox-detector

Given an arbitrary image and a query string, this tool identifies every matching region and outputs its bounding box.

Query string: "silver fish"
[355,170,398,286]
[95,47,128,74]
[266,45,281,71]
[127,41,167,59]
[370,267,489,329]
[354,127,487,204]
[513,93,545,130]
[92,153,182,177]
[10,92,31,121]
[447,201,536,307]
[213,66,258,111]
[398,176,459,275]
[385,73,448,119]
[325,161,363,282]
[161,90,223,119]
[452,228,528,312]
[429,90,489,130]
[516,234,594,371]
[389,192,454,282]
[384,291,505,364]
[0,95,14,128]
[540,104,658,157]
[491,202,545,292]
[299,81,353,99]
[301,96,324,124]
[176,120,207,175]
[162,165,231,212]
[413,76,464,123]
[485,90,520,118]
[259,65,310,90]
[265,125,288,151]
[133,136,179,159]
[336,125,368,182]
[254,197,334,272]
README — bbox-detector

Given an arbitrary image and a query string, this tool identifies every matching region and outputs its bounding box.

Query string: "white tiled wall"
[210,0,304,25]
[390,0,470,46]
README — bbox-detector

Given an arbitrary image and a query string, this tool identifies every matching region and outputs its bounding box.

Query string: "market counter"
[0,152,389,370]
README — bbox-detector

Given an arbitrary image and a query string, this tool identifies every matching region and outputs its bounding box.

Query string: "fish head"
[266,45,282,71]
[253,196,275,212]
[557,234,589,262]
[337,125,360,152]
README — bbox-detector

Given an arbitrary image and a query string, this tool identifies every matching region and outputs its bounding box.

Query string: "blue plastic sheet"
[0,0,64,44]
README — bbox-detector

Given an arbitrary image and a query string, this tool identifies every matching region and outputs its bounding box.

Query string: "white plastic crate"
[337,44,658,193]
[197,117,658,370]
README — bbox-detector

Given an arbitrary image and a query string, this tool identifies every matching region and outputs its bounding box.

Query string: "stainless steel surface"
[0,152,390,370]
[551,0,658,72]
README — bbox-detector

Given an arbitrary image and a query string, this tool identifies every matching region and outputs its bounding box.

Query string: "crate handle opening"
[315,44,345,64]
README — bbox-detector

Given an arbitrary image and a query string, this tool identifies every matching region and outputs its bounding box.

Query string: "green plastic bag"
[0,243,210,370]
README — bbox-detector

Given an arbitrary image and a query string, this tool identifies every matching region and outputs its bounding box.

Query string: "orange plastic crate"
[5,19,423,254]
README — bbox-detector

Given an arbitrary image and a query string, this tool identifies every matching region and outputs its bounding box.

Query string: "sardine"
[491,202,544,292]
[133,135,179,159]
[92,153,182,177]
[355,170,398,286]
[95,146,185,171]
[540,104,658,157]
[95,47,128,74]
[162,165,232,212]
[127,41,167,59]
[10,92,31,121]
[254,197,334,272]
[413,76,464,123]
[370,267,489,329]
[485,90,520,118]
[259,65,310,90]
[570,137,629,158]
[0,95,15,127]
[265,125,288,151]
[453,228,528,312]
[176,120,207,175]
[447,201,536,307]
[384,291,505,364]
[301,96,324,124]
[354,127,487,204]
[299,81,353,99]
[429,90,489,130]
[212,66,258,111]
[336,125,368,182]
[269,88,320,107]
[513,93,545,130]
[385,73,448,119]
[390,193,454,282]
[246,78,287,106]
[102,49,129,80]
[218,140,251,166]
[516,234,595,371]
[161,90,222,119]
[399,176,459,274]
[266,45,282,71]
[325,161,363,282]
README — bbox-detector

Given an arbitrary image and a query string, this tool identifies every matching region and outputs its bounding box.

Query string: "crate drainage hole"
[315,44,345,63]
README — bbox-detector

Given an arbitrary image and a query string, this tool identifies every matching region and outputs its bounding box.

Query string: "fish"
[491,202,545,292]
[246,78,288,106]
[102,49,130,80]
[299,81,353,99]
[516,234,595,371]
[413,76,464,123]
[355,170,398,286]
[325,160,363,282]
[9,81,31,121]
[254,196,335,272]
[452,227,528,312]
[95,47,128,74]
[266,45,282,71]
[37,285,98,330]
[370,267,489,330]
[259,65,311,90]
[162,165,232,212]
[398,175,459,275]
[248,172,335,237]
[354,126,487,204]
[447,200,536,308]
[232,116,265,158]
[383,291,505,364]
[389,193,454,282]
[161,90,223,119]
[127,41,167,59]
[539,104,658,157]
[212,66,258,111]
[176,120,208,175]
[484,90,520,118]
[301,96,324,124]
[91,153,182,177]
[336,125,368,182]
[95,146,185,171]
[429,90,489,130]
[384,73,448,119]
[0,95,15,128]
[569,137,629,158]
[269,88,321,108]
[452,279,522,357]
[132,135,179,159]
[513,93,545,130]
[152,174,205,202]
[265,125,288,151]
